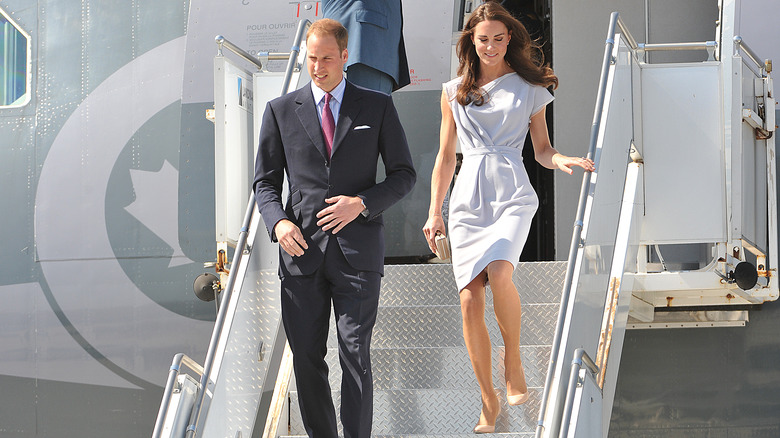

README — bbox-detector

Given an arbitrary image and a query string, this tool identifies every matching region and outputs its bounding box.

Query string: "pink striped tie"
[322,93,335,157]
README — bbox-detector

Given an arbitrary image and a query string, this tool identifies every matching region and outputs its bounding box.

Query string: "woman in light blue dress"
[422,2,594,433]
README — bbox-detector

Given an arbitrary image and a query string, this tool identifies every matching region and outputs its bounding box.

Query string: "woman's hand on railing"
[552,154,595,175]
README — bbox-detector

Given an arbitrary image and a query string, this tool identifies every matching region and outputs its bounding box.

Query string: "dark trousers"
[280,237,382,438]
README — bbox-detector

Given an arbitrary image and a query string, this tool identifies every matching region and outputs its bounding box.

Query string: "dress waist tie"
[462,146,523,158]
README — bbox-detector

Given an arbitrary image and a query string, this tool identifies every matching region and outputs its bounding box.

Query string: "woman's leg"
[485,260,528,399]
[460,271,500,429]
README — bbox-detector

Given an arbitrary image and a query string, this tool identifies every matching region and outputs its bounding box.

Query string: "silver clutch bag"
[434,232,451,262]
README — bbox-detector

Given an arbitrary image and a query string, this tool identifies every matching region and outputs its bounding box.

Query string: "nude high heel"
[473,398,501,434]
[506,391,529,406]
[506,362,529,406]
[473,423,496,434]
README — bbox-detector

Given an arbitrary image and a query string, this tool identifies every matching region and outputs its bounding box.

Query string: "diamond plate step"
[308,346,551,390]
[378,263,564,306]
[281,435,534,437]
[283,261,565,436]
[289,388,543,435]
[323,303,558,349]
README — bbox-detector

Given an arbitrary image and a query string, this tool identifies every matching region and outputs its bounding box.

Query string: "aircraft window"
[1,8,30,107]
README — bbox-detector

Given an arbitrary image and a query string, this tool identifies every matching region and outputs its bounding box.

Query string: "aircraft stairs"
[280,261,565,437]
[153,7,777,438]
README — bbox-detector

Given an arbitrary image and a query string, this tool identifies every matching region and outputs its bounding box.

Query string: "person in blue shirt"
[323,0,410,94]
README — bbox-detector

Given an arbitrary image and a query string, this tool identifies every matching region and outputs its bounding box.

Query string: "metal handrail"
[281,19,312,94]
[152,354,205,438]
[616,14,720,61]
[215,35,289,70]
[638,41,717,52]
[557,349,599,438]
[534,11,621,438]
[637,40,719,62]
[185,196,256,438]
[614,15,719,55]
[734,36,768,75]
[615,16,638,50]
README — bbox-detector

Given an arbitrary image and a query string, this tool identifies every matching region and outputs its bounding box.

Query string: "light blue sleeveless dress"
[444,73,554,291]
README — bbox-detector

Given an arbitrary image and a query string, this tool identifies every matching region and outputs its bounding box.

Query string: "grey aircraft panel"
[2,0,780,437]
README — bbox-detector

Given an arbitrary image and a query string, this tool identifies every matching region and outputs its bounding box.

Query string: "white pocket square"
[353,125,371,130]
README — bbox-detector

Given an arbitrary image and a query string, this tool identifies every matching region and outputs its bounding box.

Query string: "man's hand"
[274,219,308,257]
[316,196,365,234]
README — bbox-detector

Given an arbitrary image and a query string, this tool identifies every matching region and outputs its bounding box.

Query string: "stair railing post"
[535,11,620,438]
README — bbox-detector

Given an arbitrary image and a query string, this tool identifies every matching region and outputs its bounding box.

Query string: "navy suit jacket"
[324,0,411,90]
[253,80,416,276]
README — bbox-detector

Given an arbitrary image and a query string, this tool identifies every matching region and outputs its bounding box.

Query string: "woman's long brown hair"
[455,1,558,106]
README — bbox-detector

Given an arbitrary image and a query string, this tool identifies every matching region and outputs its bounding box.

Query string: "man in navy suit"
[253,18,416,438]
[324,0,410,93]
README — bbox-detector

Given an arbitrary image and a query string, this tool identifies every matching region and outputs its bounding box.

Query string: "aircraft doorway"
[499,0,556,261]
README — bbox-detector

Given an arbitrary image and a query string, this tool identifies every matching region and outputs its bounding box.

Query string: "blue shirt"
[311,77,346,129]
